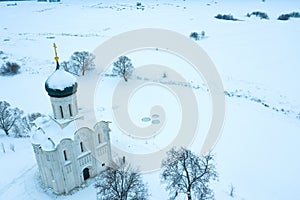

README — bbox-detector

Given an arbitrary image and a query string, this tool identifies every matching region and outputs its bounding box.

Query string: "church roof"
[31,115,111,151]
[31,116,77,151]
[45,64,78,98]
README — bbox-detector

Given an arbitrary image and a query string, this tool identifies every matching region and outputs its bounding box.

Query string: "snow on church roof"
[46,67,77,91]
[31,116,77,151]
[45,65,78,98]
[45,42,78,97]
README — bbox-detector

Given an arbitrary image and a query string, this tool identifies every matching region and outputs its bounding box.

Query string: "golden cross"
[53,42,59,62]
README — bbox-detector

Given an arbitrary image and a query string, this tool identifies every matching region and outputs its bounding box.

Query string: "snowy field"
[0,0,300,199]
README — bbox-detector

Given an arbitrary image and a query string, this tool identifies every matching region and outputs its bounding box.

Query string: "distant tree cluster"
[95,148,218,200]
[189,31,205,41]
[278,12,300,20]
[216,11,300,21]
[62,51,95,76]
[215,14,238,21]
[246,11,269,20]
[0,101,42,137]
[0,51,21,76]
[136,2,145,10]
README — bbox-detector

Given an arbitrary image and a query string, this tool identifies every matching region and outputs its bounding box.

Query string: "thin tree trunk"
[4,129,9,135]
[187,187,192,200]
[1,143,5,153]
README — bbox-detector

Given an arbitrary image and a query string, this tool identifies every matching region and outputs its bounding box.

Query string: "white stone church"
[31,47,113,194]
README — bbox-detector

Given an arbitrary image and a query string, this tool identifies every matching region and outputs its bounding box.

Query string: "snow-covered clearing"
[0,0,300,199]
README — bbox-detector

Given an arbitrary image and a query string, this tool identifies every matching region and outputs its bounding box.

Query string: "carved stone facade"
[32,121,112,194]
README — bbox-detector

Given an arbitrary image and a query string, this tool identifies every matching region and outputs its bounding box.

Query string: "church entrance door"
[83,167,90,180]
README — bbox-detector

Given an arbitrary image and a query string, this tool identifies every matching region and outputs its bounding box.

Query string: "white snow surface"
[31,116,77,151]
[0,0,300,200]
[45,67,77,91]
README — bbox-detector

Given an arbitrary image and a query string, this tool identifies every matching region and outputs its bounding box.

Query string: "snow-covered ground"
[0,0,300,199]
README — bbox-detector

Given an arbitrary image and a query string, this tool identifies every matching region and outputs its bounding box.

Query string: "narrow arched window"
[98,134,101,144]
[69,104,72,117]
[80,142,84,152]
[60,106,64,118]
[63,150,67,160]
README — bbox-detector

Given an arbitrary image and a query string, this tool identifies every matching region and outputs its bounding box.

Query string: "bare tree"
[1,143,5,153]
[66,51,95,76]
[161,147,217,200]
[95,157,149,200]
[112,56,134,82]
[0,101,36,137]
[0,101,21,135]
[60,61,76,75]
[12,114,32,137]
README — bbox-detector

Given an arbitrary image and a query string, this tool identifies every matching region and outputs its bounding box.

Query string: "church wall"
[32,144,65,194]
[32,144,48,186]
[56,138,77,194]
[63,161,76,193]
[32,122,113,194]
[94,122,113,167]
[75,128,100,181]
[46,151,64,194]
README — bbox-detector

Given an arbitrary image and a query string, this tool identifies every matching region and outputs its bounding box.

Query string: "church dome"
[45,65,78,98]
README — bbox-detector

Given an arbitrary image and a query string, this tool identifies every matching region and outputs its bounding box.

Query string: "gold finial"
[53,42,59,63]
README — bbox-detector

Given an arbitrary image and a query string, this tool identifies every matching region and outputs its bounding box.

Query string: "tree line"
[95,148,217,200]
[61,52,134,81]
[0,101,42,137]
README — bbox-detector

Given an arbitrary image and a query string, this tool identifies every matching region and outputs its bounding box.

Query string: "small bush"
[290,12,300,18]
[278,14,290,20]
[0,62,20,75]
[6,3,17,7]
[215,14,238,21]
[136,2,144,10]
[189,31,206,40]
[278,12,300,20]
[247,11,269,19]
[201,31,205,38]
[189,32,199,40]
[162,72,167,78]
